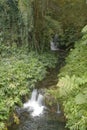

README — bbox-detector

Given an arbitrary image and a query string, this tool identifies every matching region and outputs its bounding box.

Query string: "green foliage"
[1,0,87,51]
[49,25,87,130]
[47,0,87,48]
[56,25,87,130]
[38,52,58,68]
[82,25,87,34]
[59,40,87,77]
[0,47,57,130]
[58,76,87,130]
[62,25,80,47]
[45,16,63,34]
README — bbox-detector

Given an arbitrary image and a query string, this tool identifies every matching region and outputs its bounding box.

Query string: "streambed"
[8,88,68,130]
[8,111,68,130]
[8,51,68,130]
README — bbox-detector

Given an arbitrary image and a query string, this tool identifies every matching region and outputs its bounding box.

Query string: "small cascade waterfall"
[50,41,59,51]
[30,89,37,101]
[23,89,45,117]
[57,103,61,114]
[37,94,44,106]
[8,90,66,130]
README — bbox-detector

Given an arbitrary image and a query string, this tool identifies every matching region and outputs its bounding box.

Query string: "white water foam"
[23,89,45,117]
[57,103,61,114]
[50,41,59,51]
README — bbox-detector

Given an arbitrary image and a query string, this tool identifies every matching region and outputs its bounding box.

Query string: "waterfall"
[57,103,61,114]
[50,41,59,51]
[23,89,45,117]
[30,89,37,101]
[37,94,44,106]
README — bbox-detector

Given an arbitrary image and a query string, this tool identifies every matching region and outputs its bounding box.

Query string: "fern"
[57,25,87,130]
[0,49,57,130]
[81,25,87,34]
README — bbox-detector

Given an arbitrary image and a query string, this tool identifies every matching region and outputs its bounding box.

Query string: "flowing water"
[57,103,61,114]
[23,89,45,117]
[8,89,68,130]
[8,51,69,130]
[8,113,67,130]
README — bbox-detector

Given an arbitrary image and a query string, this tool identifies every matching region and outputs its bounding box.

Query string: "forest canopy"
[0,0,87,51]
[0,0,87,130]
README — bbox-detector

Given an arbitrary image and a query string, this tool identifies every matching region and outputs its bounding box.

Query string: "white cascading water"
[30,89,37,101]
[57,103,61,114]
[37,94,44,106]
[50,41,58,51]
[23,89,45,117]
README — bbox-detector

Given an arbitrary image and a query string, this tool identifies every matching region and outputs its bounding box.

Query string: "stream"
[8,51,68,130]
[8,112,67,130]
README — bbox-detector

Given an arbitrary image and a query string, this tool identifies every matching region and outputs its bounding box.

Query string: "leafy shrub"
[49,25,87,130]
[57,75,87,130]
[57,25,87,130]
[0,48,57,130]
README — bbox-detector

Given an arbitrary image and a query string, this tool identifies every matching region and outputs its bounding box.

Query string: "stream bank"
[8,111,68,130]
[36,50,67,89]
[8,50,68,130]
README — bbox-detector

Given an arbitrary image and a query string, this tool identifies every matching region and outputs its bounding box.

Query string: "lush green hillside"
[53,25,87,130]
[0,1,87,130]
[0,47,57,130]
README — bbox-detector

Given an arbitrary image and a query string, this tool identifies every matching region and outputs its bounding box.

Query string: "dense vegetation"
[0,0,87,130]
[1,0,87,51]
[50,25,87,130]
[0,46,57,130]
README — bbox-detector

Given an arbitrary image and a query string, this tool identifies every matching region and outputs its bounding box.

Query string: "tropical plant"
[56,25,87,130]
[0,46,58,130]
[48,25,87,130]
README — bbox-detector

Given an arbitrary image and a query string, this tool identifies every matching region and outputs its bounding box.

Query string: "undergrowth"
[0,46,58,130]
[49,25,87,130]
